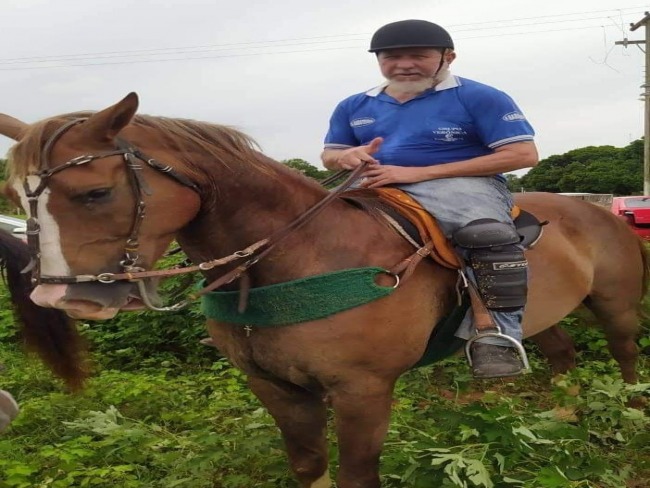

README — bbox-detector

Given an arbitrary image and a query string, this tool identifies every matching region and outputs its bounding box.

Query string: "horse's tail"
[0,230,88,390]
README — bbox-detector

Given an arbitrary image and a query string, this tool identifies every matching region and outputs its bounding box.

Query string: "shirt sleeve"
[463,87,535,149]
[323,100,359,150]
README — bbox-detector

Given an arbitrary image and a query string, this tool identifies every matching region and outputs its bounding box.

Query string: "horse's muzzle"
[29,281,150,320]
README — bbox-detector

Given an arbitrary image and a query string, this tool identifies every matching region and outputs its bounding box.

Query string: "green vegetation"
[0,158,18,214]
[507,139,643,195]
[281,158,334,181]
[0,277,648,487]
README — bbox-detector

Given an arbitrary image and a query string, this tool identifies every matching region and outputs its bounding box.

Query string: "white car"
[0,214,27,242]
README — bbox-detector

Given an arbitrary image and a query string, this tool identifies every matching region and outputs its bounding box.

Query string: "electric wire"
[0,6,646,71]
[0,12,640,67]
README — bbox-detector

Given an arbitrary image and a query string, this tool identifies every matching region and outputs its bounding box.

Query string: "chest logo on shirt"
[502,112,526,122]
[350,117,375,128]
[432,127,467,142]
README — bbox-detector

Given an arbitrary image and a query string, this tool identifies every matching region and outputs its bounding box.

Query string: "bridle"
[22,118,199,288]
[20,118,431,312]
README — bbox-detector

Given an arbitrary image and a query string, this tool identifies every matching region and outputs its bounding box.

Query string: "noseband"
[22,118,199,288]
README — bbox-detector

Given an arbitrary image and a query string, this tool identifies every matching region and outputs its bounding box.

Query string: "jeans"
[396,176,525,346]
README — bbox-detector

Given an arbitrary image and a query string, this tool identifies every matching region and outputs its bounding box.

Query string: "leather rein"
[22,118,433,311]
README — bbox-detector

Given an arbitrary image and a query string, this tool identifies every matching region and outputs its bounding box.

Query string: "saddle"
[342,187,545,268]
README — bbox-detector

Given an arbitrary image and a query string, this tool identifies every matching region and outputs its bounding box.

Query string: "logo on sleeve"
[502,112,526,122]
[350,117,375,128]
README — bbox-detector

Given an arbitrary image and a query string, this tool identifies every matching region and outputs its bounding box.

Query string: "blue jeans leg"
[396,176,525,346]
[461,267,525,345]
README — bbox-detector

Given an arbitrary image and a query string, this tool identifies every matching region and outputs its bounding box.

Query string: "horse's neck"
[175,157,406,284]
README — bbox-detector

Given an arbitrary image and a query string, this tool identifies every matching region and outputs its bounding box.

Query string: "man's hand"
[336,137,383,170]
[360,165,426,188]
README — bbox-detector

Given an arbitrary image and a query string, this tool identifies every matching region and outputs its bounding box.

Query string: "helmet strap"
[434,48,447,77]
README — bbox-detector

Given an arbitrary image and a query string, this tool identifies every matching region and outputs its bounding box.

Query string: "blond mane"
[8,112,267,182]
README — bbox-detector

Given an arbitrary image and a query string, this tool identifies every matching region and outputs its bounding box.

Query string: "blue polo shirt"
[324,75,535,167]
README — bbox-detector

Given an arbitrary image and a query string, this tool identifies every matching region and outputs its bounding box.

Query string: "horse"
[0,228,88,432]
[0,93,646,488]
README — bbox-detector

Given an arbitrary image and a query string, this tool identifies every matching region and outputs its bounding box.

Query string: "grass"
[0,291,648,487]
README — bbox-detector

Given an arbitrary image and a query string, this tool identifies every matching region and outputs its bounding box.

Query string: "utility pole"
[616,12,650,195]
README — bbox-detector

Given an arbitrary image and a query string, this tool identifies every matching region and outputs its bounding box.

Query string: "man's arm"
[321,137,384,170]
[359,141,538,188]
[422,141,538,178]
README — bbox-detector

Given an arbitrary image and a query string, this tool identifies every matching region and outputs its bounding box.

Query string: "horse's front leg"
[330,377,395,488]
[247,376,331,488]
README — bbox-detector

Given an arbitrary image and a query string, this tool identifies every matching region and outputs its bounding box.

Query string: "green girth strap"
[200,267,395,326]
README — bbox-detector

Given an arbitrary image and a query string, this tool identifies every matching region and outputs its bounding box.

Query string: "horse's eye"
[77,188,113,204]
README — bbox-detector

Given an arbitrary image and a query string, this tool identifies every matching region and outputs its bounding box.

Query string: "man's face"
[377,47,454,83]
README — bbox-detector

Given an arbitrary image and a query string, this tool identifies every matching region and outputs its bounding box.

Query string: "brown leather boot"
[470,343,525,379]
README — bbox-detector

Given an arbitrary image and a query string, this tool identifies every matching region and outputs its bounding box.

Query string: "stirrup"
[464,327,530,371]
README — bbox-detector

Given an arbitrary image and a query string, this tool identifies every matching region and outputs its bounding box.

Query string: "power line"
[0,34,368,63]
[0,23,639,70]
[0,6,646,66]
[447,5,647,26]
[1,13,640,67]
[453,13,645,33]
[0,24,624,72]
[0,36,366,65]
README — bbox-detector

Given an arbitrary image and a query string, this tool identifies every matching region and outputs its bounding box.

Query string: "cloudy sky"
[0,0,647,171]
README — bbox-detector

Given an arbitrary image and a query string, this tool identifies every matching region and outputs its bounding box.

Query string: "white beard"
[388,78,435,96]
[386,66,451,97]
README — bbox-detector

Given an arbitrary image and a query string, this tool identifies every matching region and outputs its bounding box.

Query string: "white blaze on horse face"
[13,176,71,276]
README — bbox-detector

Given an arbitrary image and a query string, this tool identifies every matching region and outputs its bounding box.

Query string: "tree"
[504,173,523,193]
[281,158,334,181]
[520,140,643,195]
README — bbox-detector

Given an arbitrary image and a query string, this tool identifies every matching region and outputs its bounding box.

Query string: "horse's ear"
[82,92,139,141]
[0,114,28,141]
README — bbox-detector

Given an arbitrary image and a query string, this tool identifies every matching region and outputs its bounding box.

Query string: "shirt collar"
[365,72,460,97]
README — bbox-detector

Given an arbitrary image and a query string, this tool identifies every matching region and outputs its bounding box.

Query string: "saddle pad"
[374,188,462,269]
[346,187,526,270]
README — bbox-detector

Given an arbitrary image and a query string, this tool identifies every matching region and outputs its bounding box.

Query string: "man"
[321,19,539,378]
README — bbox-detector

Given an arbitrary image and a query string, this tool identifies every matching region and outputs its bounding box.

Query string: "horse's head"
[1,93,202,319]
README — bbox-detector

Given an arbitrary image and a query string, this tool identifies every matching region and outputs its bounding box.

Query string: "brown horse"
[0,93,647,488]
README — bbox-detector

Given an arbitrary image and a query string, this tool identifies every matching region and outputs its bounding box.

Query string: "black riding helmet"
[368,19,454,53]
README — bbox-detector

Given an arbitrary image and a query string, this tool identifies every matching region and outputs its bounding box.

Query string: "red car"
[611,196,650,240]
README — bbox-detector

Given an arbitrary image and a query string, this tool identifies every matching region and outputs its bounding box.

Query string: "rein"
[23,119,433,311]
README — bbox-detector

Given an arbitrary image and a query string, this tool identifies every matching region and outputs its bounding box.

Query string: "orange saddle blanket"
[344,187,523,270]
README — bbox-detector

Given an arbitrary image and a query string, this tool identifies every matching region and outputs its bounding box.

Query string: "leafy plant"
[0,277,648,487]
